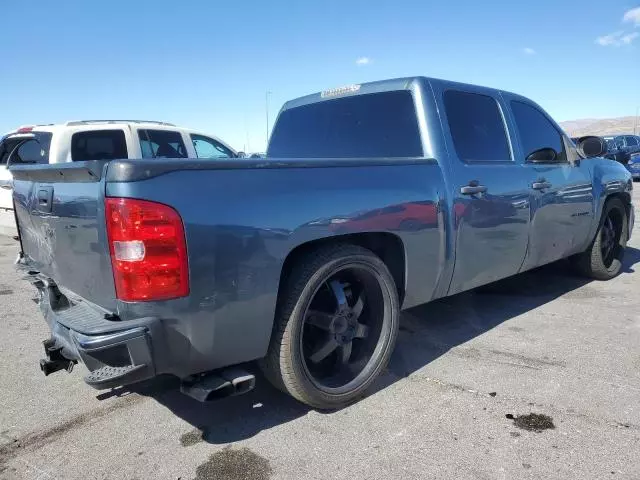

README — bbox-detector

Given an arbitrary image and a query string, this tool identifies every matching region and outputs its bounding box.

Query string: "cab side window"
[443,90,512,162]
[510,101,567,163]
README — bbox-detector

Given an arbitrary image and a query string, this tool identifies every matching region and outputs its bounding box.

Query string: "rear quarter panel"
[105,160,446,373]
[584,157,633,242]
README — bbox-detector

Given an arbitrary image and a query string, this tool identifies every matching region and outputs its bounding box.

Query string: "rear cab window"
[267,90,423,158]
[443,90,512,162]
[71,130,127,161]
[139,129,188,158]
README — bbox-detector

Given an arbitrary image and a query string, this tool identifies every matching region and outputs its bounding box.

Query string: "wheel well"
[278,233,406,304]
[604,191,632,222]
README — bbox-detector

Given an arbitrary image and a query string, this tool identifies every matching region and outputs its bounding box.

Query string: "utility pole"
[244,113,250,154]
[265,91,272,150]
[634,106,639,135]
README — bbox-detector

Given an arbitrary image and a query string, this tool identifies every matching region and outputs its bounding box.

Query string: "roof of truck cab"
[281,76,529,111]
[282,77,419,110]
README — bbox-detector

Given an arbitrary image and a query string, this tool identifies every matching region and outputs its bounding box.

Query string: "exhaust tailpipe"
[180,368,256,402]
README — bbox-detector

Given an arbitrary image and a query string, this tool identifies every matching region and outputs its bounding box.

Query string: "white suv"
[0,120,237,236]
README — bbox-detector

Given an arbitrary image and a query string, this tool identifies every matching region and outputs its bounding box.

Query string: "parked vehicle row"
[10,76,634,409]
[0,121,237,235]
[572,134,640,181]
[605,134,640,180]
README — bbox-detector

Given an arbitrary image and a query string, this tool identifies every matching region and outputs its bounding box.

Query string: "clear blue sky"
[1,0,639,152]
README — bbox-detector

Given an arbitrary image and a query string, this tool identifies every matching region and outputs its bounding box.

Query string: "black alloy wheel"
[301,269,383,393]
[260,244,399,409]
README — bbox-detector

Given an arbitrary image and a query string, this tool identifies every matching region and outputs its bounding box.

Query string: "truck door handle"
[0,182,12,190]
[460,184,487,195]
[532,180,552,190]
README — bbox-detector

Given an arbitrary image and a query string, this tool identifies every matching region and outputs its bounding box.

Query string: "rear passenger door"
[504,97,594,269]
[432,84,532,295]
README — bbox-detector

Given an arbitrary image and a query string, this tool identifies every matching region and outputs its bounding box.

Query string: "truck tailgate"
[11,161,117,310]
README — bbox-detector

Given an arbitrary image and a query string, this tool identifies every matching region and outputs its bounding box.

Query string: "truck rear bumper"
[23,268,161,389]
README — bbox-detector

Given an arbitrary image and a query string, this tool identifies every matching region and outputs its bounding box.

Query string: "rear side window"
[191,134,234,158]
[13,140,47,164]
[443,90,511,162]
[3,132,52,165]
[71,130,127,161]
[510,101,567,163]
[139,130,188,158]
[267,91,423,158]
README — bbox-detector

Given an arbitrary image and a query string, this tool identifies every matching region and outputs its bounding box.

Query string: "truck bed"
[11,157,447,379]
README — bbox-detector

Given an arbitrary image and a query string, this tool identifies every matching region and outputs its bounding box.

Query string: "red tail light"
[105,198,189,301]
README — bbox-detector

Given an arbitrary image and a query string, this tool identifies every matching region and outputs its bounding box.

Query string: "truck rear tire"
[260,244,399,409]
[573,198,628,280]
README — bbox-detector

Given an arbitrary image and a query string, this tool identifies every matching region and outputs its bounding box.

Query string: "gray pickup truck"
[11,77,634,409]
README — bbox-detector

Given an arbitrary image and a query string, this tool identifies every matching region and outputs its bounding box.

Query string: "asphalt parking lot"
[1,191,639,480]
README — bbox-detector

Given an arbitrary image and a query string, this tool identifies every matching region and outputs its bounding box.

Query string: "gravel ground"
[1,191,639,480]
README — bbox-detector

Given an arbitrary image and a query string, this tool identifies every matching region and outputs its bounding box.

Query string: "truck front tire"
[573,198,628,280]
[260,244,399,409]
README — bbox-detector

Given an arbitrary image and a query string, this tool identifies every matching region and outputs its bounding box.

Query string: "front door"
[433,84,531,295]
[504,97,594,270]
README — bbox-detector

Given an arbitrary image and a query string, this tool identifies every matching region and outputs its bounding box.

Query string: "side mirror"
[576,136,606,158]
[236,151,246,158]
[526,147,557,163]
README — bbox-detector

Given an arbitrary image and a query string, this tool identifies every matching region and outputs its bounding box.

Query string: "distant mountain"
[560,116,639,137]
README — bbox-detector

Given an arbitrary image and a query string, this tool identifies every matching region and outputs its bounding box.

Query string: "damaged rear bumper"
[23,268,161,390]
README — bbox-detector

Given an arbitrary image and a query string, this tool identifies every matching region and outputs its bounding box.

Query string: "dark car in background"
[602,135,640,180]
